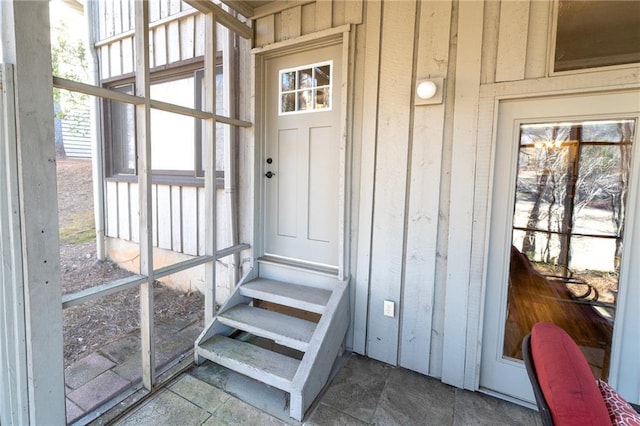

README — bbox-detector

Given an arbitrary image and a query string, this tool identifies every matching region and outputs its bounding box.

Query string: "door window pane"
[504,119,635,380]
[279,61,332,115]
[554,0,640,72]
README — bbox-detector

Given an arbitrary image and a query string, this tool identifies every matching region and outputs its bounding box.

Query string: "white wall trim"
[252,25,352,281]
[251,24,351,56]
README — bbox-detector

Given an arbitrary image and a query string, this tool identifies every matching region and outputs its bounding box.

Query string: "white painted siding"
[105,181,229,258]
[61,106,91,158]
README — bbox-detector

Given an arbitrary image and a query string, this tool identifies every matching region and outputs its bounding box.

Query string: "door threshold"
[258,255,339,277]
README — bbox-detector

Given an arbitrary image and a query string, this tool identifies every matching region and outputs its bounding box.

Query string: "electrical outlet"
[383,300,395,318]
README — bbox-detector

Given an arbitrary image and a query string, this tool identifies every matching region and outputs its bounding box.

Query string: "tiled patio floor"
[66,316,202,423]
[113,354,543,425]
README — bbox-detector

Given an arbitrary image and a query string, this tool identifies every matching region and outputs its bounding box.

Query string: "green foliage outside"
[51,21,88,121]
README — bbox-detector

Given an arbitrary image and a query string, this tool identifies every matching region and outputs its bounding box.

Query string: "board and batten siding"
[103,182,222,256]
[249,0,593,390]
[104,181,231,293]
[95,0,226,80]
[96,1,234,296]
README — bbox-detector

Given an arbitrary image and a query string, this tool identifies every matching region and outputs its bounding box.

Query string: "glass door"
[480,91,640,403]
[505,119,634,379]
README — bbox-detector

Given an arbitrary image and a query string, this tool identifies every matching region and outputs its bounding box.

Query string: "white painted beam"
[0,2,65,423]
[204,10,218,323]
[183,0,252,40]
[53,76,252,127]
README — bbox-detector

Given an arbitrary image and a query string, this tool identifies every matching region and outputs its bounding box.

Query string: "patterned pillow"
[597,379,640,426]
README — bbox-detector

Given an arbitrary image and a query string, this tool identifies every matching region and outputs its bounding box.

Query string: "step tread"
[198,335,300,389]
[240,278,331,314]
[219,305,316,352]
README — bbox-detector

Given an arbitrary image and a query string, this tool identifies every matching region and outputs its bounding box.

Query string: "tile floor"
[66,317,202,423]
[113,354,543,425]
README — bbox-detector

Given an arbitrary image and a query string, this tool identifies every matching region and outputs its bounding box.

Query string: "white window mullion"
[204,11,217,323]
[134,0,155,389]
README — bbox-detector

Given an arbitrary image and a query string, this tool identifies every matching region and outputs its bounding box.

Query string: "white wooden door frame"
[473,71,640,404]
[252,25,352,281]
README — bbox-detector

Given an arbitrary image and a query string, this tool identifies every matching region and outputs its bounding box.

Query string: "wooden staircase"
[194,271,349,420]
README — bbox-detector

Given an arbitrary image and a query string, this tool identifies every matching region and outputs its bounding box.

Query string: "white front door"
[480,91,640,403]
[262,43,342,269]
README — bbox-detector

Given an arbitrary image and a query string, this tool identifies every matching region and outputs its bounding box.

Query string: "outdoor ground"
[57,158,203,368]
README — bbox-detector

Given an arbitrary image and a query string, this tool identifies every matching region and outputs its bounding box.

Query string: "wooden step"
[240,278,331,314]
[197,335,300,392]
[218,305,316,352]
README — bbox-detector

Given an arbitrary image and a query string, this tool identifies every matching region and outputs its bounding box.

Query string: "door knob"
[265,171,275,178]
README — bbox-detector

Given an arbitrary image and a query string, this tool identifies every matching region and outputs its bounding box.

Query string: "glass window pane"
[298,68,314,89]
[281,93,295,113]
[574,144,632,237]
[150,76,197,172]
[281,71,295,91]
[298,90,312,111]
[151,110,195,171]
[151,76,195,108]
[569,235,617,273]
[315,65,330,87]
[582,120,635,143]
[315,88,330,110]
[555,0,640,71]
[514,146,574,234]
[109,85,136,175]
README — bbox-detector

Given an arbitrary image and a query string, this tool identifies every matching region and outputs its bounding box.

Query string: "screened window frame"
[102,57,224,186]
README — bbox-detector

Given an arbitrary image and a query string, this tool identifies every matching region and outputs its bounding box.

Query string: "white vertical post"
[222,23,240,288]
[134,0,155,389]
[0,1,65,423]
[204,11,217,323]
[86,0,106,261]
